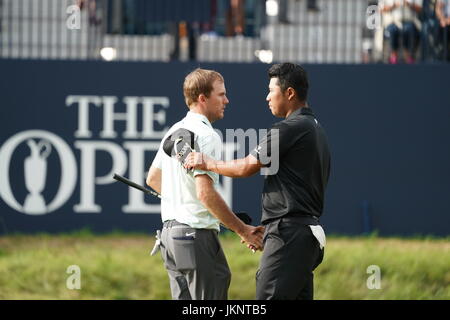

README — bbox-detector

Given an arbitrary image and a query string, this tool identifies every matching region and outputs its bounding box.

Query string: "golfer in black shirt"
[184,63,331,300]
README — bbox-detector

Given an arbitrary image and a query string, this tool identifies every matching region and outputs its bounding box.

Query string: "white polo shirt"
[151,111,222,231]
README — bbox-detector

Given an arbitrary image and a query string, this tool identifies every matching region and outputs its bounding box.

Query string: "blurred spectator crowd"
[76,0,449,63]
[377,0,450,63]
[78,0,268,61]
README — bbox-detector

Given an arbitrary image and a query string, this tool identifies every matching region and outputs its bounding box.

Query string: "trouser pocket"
[170,227,196,271]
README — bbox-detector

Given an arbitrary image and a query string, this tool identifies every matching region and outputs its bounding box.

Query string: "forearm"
[199,188,246,235]
[381,3,397,13]
[409,3,422,13]
[149,181,161,194]
[436,4,445,21]
[195,174,264,250]
[206,155,261,178]
[146,166,162,194]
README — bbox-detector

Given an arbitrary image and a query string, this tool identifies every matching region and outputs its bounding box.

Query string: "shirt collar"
[286,106,314,120]
[186,111,213,128]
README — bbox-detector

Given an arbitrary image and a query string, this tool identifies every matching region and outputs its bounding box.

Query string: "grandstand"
[1,0,448,63]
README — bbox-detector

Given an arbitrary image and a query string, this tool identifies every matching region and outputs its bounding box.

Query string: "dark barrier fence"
[0,59,449,236]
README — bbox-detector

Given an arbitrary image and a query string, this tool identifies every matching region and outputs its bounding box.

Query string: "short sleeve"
[250,123,290,166]
[193,134,220,184]
[151,146,164,169]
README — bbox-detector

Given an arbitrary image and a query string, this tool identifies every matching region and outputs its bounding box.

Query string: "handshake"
[234,212,265,253]
[113,173,265,253]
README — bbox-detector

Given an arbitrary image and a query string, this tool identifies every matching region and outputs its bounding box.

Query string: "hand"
[183,152,213,171]
[239,225,265,252]
[440,18,450,28]
[240,240,263,253]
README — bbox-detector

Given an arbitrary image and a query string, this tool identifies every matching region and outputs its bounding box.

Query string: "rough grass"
[0,232,448,300]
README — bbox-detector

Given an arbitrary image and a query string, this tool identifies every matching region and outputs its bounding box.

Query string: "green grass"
[0,232,449,299]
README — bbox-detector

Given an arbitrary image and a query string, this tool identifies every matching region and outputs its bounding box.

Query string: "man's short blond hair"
[183,68,224,107]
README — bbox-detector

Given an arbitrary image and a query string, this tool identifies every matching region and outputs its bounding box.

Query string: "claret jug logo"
[0,130,77,215]
[0,95,237,217]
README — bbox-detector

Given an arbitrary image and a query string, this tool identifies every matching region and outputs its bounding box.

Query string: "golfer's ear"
[286,87,296,101]
[198,93,206,103]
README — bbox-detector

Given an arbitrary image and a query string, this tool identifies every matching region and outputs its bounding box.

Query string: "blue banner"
[1,60,449,236]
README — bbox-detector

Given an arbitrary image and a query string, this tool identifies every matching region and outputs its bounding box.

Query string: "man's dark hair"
[268,63,309,102]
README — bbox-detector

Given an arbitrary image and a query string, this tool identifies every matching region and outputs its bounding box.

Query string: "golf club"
[112,173,253,231]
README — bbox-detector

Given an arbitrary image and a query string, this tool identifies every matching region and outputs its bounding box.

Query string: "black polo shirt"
[250,107,331,224]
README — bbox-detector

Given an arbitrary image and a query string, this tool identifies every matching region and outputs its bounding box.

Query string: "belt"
[162,220,219,235]
[162,220,190,228]
[151,220,191,256]
[265,214,320,226]
[285,213,319,221]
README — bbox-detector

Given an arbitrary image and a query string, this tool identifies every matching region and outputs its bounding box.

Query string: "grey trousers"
[256,217,324,300]
[160,220,231,300]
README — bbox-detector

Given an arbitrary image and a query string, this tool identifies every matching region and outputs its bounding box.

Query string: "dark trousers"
[421,19,439,61]
[385,22,419,53]
[169,22,197,61]
[256,217,324,300]
[439,26,450,61]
